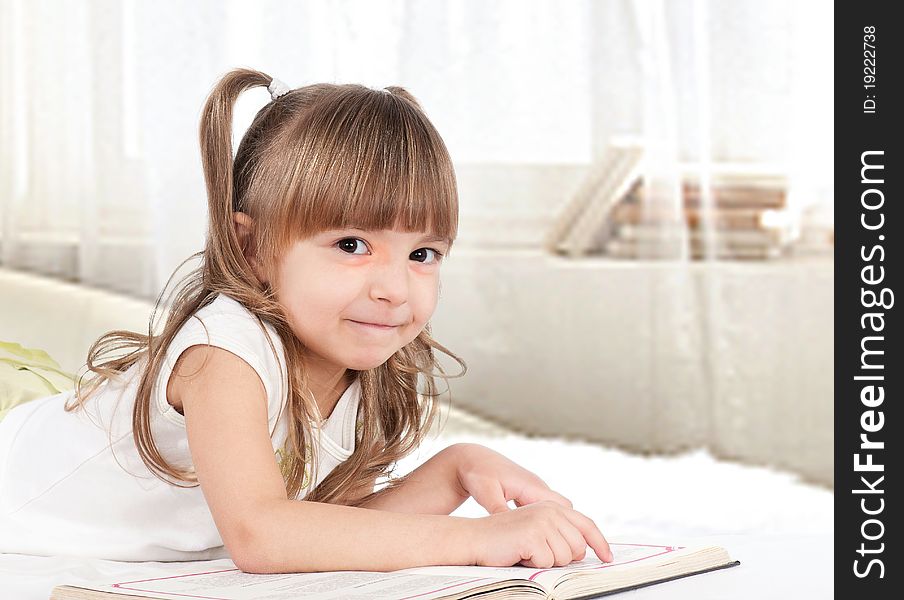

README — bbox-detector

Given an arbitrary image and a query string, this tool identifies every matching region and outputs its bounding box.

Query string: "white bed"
[0,416,833,599]
[0,267,833,598]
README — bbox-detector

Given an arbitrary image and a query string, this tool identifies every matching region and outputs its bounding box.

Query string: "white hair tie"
[267,77,291,100]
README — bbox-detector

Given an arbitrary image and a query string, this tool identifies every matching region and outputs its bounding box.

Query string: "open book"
[51,542,739,600]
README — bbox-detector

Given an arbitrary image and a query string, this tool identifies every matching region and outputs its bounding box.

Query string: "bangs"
[263,86,458,252]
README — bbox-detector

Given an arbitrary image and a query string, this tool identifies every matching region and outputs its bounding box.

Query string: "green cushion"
[0,341,76,423]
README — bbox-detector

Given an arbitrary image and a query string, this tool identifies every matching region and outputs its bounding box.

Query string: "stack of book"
[546,142,801,260]
[605,171,799,260]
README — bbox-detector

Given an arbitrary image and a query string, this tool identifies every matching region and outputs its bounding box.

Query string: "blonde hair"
[67,67,467,506]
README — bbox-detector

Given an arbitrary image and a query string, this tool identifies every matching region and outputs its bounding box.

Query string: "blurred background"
[0,0,833,487]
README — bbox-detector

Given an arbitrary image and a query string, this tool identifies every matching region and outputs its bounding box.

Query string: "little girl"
[0,68,612,573]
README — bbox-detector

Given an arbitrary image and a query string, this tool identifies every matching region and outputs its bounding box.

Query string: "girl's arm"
[173,345,476,574]
[358,444,471,515]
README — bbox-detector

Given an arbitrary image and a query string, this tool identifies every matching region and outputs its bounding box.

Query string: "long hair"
[66,67,466,506]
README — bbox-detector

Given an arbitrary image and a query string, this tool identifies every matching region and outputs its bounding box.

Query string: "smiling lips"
[350,320,400,329]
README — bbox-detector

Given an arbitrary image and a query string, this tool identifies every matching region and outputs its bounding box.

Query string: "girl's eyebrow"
[419,234,449,244]
[331,228,448,245]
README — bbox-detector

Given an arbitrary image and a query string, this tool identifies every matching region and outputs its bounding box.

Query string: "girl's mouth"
[349,320,398,331]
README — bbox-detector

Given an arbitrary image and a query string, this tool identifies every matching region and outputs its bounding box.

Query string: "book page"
[391,543,686,591]
[59,568,519,600]
[57,544,703,600]
[529,543,688,589]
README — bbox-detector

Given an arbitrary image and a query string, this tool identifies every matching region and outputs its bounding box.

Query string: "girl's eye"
[337,238,368,255]
[336,238,444,265]
[412,247,444,265]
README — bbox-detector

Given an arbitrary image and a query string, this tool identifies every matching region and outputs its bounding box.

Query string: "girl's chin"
[343,353,397,371]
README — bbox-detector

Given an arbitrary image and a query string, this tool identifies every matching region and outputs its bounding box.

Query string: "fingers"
[563,509,613,563]
[547,524,583,566]
[482,479,513,515]
[513,487,573,510]
[501,501,612,568]
[517,506,593,568]
[522,529,581,568]
[521,539,558,569]
[557,520,588,563]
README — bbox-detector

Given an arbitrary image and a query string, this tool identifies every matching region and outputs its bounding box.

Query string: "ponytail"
[199,68,273,291]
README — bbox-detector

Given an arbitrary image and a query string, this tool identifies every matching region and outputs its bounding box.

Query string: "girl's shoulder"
[159,293,289,421]
[185,294,285,353]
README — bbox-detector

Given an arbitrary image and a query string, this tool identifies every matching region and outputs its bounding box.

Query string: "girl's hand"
[452,444,613,567]
[454,443,575,514]
[469,500,614,567]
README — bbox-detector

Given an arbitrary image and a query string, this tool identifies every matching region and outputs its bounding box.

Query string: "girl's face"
[270,226,450,372]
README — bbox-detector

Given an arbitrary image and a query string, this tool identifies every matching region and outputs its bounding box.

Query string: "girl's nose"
[368,258,409,305]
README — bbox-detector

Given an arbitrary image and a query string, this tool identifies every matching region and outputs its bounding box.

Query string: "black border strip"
[837,2,901,596]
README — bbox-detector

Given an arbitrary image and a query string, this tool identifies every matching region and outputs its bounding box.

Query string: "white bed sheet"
[0,427,833,599]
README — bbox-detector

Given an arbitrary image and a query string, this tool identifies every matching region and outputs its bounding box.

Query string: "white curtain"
[0,0,833,480]
[0,0,832,299]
